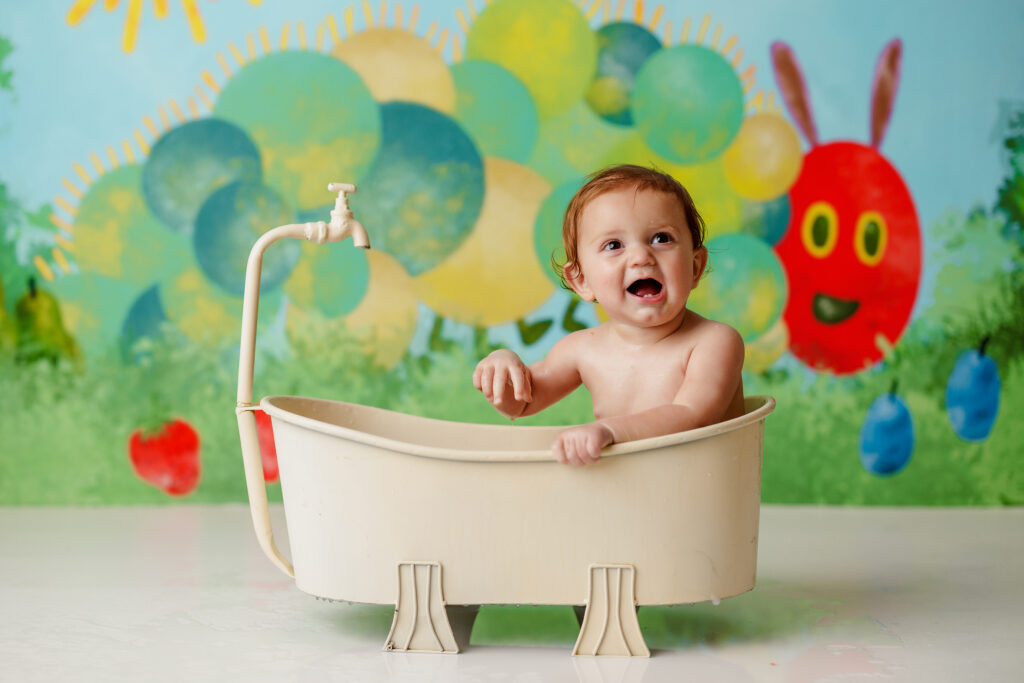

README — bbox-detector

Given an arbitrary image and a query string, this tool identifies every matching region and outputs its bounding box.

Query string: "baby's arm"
[602,324,744,442]
[473,334,583,420]
[553,324,744,465]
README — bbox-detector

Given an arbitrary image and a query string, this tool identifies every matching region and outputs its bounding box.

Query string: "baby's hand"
[473,349,533,419]
[552,423,613,466]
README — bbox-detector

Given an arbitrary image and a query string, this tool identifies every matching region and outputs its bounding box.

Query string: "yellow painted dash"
[33,255,55,282]
[50,213,75,235]
[72,162,92,185]
[52,248,71,274]
[61,178,83,199]
[133,129,151,155]
[56,195,77,216]
[201,70,220,94]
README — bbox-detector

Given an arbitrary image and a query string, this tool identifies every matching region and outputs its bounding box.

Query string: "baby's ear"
[564,263,594,301]
[692,246,709,285]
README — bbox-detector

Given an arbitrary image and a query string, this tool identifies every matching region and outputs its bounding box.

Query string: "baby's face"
[569,187,706,331]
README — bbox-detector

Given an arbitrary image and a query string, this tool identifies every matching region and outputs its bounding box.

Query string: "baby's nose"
[627,243,655,265]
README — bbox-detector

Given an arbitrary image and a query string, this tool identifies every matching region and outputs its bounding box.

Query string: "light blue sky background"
[1,0,1023,234]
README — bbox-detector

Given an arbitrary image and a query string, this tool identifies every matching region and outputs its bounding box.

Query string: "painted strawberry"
[128,418,201,496]
[254,409,279,483]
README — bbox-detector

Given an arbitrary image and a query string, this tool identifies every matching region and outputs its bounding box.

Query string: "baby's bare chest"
[577,348,691,418]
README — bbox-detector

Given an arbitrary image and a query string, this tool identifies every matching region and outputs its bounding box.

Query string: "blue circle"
[353,102,485,276]
[586,22,662,126]
[194,182,298,296]
[740,195,791,245]
[142,119,263,235]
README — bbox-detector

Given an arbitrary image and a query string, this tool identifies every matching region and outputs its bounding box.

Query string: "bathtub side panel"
[273,420,763,607]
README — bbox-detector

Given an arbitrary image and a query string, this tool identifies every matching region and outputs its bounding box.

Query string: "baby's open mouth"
[627,278,663,298]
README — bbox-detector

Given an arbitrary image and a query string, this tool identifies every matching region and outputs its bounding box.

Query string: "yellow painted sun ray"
[169,99,185,122]
[615,0,626,20]
[157,104,171,129]
[143,115,159,137]
[456,8,469,34]
[279,22,290,49]
[633,0,644,25]
[298,21,308,49]
[200,69,219,94]
[680,17,691,43]
[154,0,168,19]
[106,145,120,168]
[133,129,151,155]
[66,0,98,26]
[696,14,710,43]
[380,1,387,26]
[216,52,232,77]
[452,35,462,62]
[740,66,755,93]
[327,14,341,45]
[649,4,664,31]
[61,178,83,199]
[345,7,355,35]
[55,234,75,251]
[55,195,77,216]
[731,48,744,68]
[662,19,671,46]
[247,33,256,58]
[603,0,610,23]
[89,152,105,175]
[436,28,449,56]
[187,98,200,118]
[122,139,136,163]
[408,4,419,30]
[722,35,736,55]
[34,256,55,282]
[51,214,75,235]
[712,23,721,49]
[747,89,764,112]
[52,248,71,274]
[104,0,119,12]
[362,1,373,28]
[72,162,92,185]
[467,0,477,20]
[395,4,403,29]
[316,22,325,50]
[194,84,214,110]
[122,0,143,52]
[584,0,602,21]
[228,41,246,65]
[258,27,271,53]
[182,0,207,43]
[426,20,438,41]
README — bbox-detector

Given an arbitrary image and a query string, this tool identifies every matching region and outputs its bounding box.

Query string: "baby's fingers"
[509,364,532,402]
[552,438,568,465]
[478,365,495,399]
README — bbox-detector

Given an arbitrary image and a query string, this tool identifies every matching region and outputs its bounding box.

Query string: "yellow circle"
[744,316,789,373]
[161,268,281,346]
[801,201,838,258]
[332,28,455,114]
[415,158,554,326]
[722,113,803,201]
[854,211,888,266]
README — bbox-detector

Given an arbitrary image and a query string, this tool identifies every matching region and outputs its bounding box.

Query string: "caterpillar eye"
[801,201,838,258]
[855,211,888,266]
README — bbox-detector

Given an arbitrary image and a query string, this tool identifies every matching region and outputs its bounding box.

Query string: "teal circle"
[586,22,662,126]
[740,195,791,245]
[699,232,786,339]
[213,51,380,211]
[194,182,298,296]
[632,45,744,163]
[142,118,262,235]
[353,102,485,276]
[534,178,585,287]
[452,60,539,163]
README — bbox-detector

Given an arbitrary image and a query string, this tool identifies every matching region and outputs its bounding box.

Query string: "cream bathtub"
[234,193,774,656]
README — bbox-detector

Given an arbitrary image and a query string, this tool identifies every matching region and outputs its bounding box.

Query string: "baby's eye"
[602,240,622,251]
[651,232,673,244]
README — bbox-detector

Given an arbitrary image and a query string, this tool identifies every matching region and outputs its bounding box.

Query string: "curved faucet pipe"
[234,184,369,578]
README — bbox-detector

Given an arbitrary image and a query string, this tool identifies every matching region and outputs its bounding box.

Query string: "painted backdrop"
[1,0,1022,504]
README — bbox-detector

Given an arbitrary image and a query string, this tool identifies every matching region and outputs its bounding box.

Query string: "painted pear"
[15,277,80,364]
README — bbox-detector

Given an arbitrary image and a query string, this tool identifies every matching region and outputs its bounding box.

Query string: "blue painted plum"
[859,384,914,476]
[946,338,1000,442]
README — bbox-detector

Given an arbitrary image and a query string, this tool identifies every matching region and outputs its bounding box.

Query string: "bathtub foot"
[384,561,459,654]
[572,564,649,657]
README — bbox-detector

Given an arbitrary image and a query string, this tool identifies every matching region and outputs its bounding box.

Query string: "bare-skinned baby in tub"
[473,164,745,465]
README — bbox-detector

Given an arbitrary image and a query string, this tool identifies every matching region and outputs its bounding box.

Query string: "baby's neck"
[608,309,689,347]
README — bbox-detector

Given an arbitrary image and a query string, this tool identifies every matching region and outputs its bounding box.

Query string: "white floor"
[1,505,1021,682]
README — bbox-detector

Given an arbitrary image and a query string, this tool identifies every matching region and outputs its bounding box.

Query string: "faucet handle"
[328,182,357,194]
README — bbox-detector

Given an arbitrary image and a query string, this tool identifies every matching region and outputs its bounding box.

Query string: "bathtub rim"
[260,394,774,463]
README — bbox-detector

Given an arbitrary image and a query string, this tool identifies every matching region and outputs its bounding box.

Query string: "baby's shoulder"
[679,313,744,351]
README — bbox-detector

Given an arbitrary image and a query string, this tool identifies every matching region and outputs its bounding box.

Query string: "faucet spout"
[349,219,371,249]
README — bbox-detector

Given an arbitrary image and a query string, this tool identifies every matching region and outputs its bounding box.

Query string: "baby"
[473,164,746,465]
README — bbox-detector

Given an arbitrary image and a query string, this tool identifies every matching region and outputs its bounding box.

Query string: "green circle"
[466,0,597,118]
[74,164,191,287]
[632,45,744,163]
[452,60,539,163]
[688,232,786,340]
[214,51,380,211]
[534,179,585,287]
